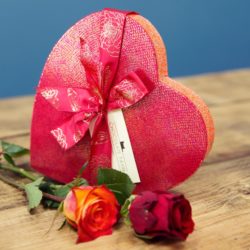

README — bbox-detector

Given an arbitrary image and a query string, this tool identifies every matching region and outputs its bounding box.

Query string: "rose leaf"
[97,168,134,186]
[24,177,44,211]
[58,220,67,231]
[3,153,16,166]
[97,168,135,205]
[1,141,30,158]
[54,178,88,198]
[120,195,136,225]
[41,178,88,209]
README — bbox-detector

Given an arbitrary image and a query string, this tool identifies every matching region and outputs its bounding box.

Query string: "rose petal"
[169,197,195,240]
[63,190,77,223]
[150,195,170,232]
[91,185,120,207]
[129,191,195,241]
[75,186,119,243]
[172,202,182,229]
[129,192,158,234]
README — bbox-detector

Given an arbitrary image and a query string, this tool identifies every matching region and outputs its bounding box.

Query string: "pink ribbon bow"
[38,9,154,165]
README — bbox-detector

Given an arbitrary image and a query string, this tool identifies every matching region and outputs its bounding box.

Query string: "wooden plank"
[0,152,249,249]
[1,135,30,148]
[176,68,250,106]
[0,96,33,138]
[205,100,250,164]
[175,155,250,250]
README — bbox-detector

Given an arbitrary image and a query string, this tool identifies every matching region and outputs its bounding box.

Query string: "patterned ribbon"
[38,9,154,165]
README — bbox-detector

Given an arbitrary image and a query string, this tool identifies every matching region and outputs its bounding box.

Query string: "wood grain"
[177,69,250,106]
[0,96,33,138]
[204,100,250,164]
[0,145,249,250]
[0,69,250,250]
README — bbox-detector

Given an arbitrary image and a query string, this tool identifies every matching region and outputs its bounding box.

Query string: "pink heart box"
[30,9,214,193]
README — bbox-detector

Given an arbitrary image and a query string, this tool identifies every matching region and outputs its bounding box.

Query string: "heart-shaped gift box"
[30,9,214,193]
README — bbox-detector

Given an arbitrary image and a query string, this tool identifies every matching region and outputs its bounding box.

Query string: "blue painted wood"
[0,0,249,97]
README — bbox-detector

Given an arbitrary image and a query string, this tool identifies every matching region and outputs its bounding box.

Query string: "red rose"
[129,191,194,240]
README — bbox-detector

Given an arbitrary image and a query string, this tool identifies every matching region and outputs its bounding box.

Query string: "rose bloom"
[129,191,194,240]
[63,185,119,243]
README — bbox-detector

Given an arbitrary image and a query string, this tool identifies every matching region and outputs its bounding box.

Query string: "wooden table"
[0,69,250,250]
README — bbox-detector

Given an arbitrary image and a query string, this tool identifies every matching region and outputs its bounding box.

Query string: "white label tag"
[108,109,140,183]
[88,110,140,183]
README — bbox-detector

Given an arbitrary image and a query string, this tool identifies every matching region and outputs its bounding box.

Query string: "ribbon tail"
[89,114,112,179]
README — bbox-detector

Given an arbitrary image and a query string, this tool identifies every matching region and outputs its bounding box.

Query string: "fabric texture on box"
[30,9,214,192]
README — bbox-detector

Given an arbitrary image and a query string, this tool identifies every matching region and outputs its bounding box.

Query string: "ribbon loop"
[39,9,154,166]
[108,70,153,110]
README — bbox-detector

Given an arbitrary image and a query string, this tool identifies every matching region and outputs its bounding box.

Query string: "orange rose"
[63,185,119,243]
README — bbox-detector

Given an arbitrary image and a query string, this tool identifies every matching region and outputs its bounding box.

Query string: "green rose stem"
[0,174,64,203]
[0,163,62,189]
[0,162,37,181]
[0,163,64,203]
